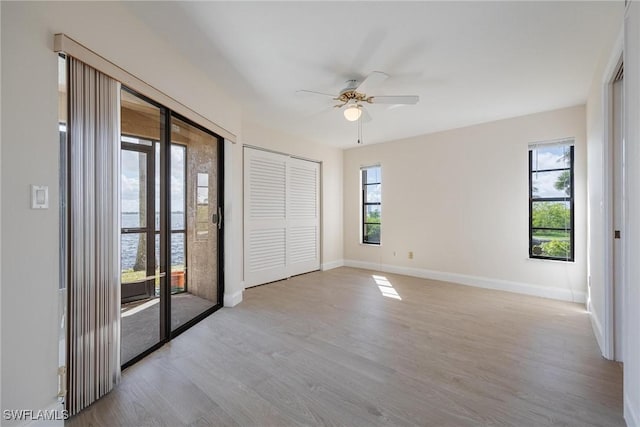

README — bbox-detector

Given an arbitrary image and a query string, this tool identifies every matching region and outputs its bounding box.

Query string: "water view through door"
[120,88,223,367]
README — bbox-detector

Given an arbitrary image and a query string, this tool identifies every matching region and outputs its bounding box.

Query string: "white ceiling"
[126,1,621,148]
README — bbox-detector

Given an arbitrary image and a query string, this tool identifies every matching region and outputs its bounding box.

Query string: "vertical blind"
[67,57,121,415]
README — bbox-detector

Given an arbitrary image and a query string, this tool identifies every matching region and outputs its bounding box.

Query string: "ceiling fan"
[297,71,419,122]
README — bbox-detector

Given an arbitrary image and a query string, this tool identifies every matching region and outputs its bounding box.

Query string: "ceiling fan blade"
[355,71,389,95]
[360,107,372,123]
[296,89,337,98]
[371,95,419,105]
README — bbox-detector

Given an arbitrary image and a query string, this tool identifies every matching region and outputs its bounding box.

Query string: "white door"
[244,148,288,287]
[287,157,320,277]
[244,147,320,287]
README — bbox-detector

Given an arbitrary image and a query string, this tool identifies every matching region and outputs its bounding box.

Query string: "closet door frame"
[243,146,321,288]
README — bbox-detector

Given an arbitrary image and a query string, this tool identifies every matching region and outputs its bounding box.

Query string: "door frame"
[601,31,624,361]
[242,144,323,288]
[120,140,157,304]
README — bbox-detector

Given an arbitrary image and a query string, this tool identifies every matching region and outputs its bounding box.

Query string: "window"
[529,141,574,261]
[361,165,381,244]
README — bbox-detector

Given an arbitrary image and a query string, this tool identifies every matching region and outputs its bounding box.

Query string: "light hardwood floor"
[67,267,624,427]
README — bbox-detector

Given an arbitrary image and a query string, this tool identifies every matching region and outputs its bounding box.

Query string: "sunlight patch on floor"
[121,298,159,318]
[373,275,402,300]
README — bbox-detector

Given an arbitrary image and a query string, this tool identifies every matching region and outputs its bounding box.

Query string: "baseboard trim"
[321,259,344,271]
[343,259,586,303]
[589,309,606,357]
[223,289,243,307]
[626,393,640,427]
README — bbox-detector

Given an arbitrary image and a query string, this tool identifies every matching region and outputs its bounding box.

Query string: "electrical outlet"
[408,251,414,259]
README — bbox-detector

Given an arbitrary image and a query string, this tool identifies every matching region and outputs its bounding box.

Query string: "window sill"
[527,257,574,264]
[360,242,381,247]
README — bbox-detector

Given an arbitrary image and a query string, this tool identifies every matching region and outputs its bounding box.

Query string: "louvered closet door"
[244,148,321,287]
[244,148,288,287]
[287,157,320,277]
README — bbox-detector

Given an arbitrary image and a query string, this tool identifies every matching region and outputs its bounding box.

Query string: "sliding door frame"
[120,86,169,368]
[120,87,225,369]
[168,109,225,340]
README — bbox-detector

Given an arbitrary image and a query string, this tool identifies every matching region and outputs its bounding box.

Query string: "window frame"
[361,165,381,245]
[528,143,575,262]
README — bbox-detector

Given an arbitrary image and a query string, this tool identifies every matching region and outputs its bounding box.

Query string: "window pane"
[531,170,571,198]
[362,165,381,245]
[531,230,571,258]
[197,187,208,205]
[364,166,380,184]
[121,135,153,146]
[364,224,380,244]
[197,172,208,187]
[121,150,147,228]
[121,89,162,141]
[121,233,147,283]
[171,144,185,229]
[365,205,381,223]
[171,211,185,230]
[171,233,185,268]
[531,145,571,171]
[532,201,571,229]
[372,167,381,183]
[366,184,381,203]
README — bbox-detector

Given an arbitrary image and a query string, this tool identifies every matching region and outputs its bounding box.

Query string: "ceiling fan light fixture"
[344,105,362,122]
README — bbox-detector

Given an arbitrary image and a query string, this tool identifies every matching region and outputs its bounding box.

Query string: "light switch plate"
[31,185,49,209]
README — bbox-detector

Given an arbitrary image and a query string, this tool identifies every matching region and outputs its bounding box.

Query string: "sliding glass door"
[119,88,223,367]
[120,90,165,366]
[170,116,221,331]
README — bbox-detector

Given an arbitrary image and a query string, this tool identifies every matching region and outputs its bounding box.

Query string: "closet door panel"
[244,148,288,287]
[287,157,320,277]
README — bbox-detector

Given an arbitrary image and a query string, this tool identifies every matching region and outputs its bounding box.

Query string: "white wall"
[2,3,61,422]
[583,4,640,425]
[224,139,245,307]
[241,120,344,272]
[582,8,640,426]
[344,106,587,303]
[623,4,640,425]
[0,1,244,422]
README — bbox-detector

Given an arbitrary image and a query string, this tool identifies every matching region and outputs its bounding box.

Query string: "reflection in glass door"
[121,147,157,303]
